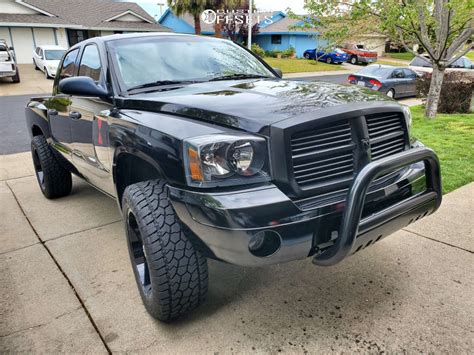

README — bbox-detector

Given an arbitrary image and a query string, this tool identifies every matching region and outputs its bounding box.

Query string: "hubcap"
[127,211,152,296]
[32,148,45,189]
[387,90,394,98]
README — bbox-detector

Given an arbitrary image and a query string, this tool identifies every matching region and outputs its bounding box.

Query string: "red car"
[342,43,378,65]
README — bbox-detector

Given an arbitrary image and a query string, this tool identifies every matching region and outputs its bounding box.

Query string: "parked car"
[32,45,67,79]
[0,40,20,83]
[25,33,442,322]
[303,48,349,64]
[342,43,378,65]
[409,55,474,75]
[348,65,418,98]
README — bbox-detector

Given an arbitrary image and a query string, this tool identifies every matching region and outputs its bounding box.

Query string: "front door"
[69,43,114,194]
[47,47,80,161]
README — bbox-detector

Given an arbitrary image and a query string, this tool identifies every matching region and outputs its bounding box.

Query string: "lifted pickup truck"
[343,43,378,65]
[25,33,442,322]
[0,40,20,83]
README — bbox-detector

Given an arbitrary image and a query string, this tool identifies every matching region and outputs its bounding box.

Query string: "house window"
[271,35,282,44]
[67,30,89,46]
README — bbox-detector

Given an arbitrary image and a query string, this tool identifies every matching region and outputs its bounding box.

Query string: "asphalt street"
[0,75,347,155]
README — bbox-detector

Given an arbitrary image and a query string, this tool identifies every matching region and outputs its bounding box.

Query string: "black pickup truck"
[25,33,442,322]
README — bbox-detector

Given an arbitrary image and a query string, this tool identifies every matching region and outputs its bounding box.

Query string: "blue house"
[158,10,326,58]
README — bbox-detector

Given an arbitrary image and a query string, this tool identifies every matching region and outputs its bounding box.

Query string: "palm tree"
[168,0,207,35]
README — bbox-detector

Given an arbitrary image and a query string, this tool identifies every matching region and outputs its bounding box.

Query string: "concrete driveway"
[1,152,473,353]
[0,65,53,96]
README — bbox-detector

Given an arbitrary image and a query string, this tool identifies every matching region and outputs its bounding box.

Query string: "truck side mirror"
[58,76,109,97]
[273,67,283,78]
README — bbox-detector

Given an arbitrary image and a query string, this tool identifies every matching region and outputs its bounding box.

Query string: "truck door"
[47,48,79,162]
[69,43,114,195]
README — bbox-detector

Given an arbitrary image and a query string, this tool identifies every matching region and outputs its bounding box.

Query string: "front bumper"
[170,147,441,267]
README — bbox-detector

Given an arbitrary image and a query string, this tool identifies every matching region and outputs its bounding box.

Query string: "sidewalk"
[0,151,472,353]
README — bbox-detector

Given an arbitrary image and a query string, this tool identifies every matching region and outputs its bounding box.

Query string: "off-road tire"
[122,180,208,322]
[31,135,72,199]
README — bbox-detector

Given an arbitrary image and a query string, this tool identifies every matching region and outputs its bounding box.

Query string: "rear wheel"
[350,56,358,65]
[304,53,310,59]
[11,70,20,83]
[326,57,333,64]
[122,180,208,322]
[386,89,395,98]
[31,135,72,199]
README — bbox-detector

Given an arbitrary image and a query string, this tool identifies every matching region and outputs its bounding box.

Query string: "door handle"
[69,111,82,120]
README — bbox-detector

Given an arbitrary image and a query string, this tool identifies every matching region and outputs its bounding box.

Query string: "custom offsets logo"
[201,9,273,25]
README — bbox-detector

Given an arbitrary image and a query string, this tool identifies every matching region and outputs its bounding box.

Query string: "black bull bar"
[313,147,442,266]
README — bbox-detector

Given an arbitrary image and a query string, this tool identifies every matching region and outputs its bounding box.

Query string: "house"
[0,0,168,63]
[159,9,325,58]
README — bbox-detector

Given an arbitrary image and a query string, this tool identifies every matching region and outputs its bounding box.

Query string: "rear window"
[410,57,432,67]
[358,65,392,78]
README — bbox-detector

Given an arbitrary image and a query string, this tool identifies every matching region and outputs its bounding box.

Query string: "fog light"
[248,230,281,257]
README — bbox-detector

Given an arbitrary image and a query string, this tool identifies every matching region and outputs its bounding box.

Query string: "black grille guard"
[313,147,442,266]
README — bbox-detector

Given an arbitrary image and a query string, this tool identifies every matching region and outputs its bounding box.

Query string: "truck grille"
[366,112,406,160]
[290,120,355,188]
[289,112,407,194]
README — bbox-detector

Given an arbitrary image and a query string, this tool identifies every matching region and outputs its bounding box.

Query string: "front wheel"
[122,180,208,322]
[326,57,333,64]
[44,68,51,79]
[350,56,358,65]
[304,53,310,59]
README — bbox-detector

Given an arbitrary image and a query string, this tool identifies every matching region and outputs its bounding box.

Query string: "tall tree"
[208,0,244,38]
[302,0,473,119]
[168,0,207,35]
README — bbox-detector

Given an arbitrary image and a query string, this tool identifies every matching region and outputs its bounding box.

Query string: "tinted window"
[59,48,79,79]
[78,45,102,81]
[403,69,417,78]
[392,69,405,78]
[449,58,465,68]
[410,57,432,67]
[45,50,65,60]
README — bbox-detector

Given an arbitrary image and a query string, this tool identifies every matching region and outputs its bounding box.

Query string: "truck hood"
[118,78,391,132]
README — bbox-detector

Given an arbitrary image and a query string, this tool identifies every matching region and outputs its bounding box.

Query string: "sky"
[125,0,307,20]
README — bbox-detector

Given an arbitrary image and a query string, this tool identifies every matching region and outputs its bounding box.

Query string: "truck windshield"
[45,50,65,60]
[107,36,275,91]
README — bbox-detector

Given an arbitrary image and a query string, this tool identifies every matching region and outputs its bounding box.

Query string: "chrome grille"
[291,120,355,188]
[366,112,406,160]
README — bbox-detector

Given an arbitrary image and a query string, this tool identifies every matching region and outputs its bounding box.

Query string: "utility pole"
[247,0,253,49]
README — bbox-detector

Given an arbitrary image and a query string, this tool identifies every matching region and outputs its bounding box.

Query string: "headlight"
[184,134,271,187]
[402,105,412,130]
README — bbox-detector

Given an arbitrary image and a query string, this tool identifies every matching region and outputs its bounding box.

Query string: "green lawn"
[466,51,474,61]
[263,58,346,74]
[386,52,415,61]
[410,106,474,193]
[376,60,408,67]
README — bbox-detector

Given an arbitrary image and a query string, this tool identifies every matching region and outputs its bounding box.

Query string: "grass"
[465,51,474,61]
[263,58,346,74]
[410,106,474,193]
[386,52,415,61]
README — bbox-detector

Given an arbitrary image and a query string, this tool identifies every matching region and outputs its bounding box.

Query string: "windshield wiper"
[127,80,201,92]
[208,74,272,82]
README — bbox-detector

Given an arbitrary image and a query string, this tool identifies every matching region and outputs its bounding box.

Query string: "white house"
[0,0,168,63]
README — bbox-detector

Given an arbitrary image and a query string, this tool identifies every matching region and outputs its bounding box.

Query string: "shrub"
[416,72,474,113]
[251,43,266,57]
[265,50,281,58]
[282,46,296,58]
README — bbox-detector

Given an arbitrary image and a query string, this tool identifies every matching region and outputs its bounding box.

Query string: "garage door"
[10,27,34,63]
[33,28,56,46]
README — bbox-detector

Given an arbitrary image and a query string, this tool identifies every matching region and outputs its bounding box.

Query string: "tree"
[302,0,473,119]
[168,0,207,35]
[208,0,244,38]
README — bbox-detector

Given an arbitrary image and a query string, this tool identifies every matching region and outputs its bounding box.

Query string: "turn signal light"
[348,75,356,82]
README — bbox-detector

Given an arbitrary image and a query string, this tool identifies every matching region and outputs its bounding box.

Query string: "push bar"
[313,147,442,266]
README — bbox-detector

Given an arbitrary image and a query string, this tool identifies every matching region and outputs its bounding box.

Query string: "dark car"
[348,65,418,98]
[25,33,442,322]
[303,48,349,64]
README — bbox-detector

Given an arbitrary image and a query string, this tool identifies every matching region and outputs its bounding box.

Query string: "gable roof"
[0,0,168,31]
[258,14,318,34]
